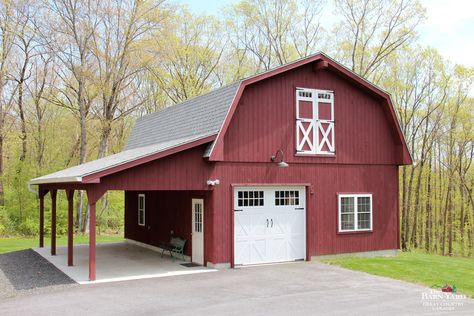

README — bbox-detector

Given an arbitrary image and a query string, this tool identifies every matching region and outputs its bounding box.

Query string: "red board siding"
[100,145,215,191]
[223,65,398,165]
[86,62,401,266]
[125,190,212,262]
[210,163,399,263]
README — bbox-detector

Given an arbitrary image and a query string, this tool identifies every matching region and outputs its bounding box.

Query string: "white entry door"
[234,187,306,265]
[192,199,204,265]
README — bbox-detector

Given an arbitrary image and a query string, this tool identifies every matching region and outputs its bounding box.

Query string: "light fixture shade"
[277,161,289,167]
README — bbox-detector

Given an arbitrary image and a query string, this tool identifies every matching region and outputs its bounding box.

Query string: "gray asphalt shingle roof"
[125,81,241,150]
[29,81,241,184]
[29,134,214,184]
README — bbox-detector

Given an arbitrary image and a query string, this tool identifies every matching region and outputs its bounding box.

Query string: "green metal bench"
[159,237,187,261]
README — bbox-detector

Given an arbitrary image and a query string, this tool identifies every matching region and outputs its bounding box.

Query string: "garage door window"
[237,191,264,207]
[275,190,300,206]
[338,194,372,232]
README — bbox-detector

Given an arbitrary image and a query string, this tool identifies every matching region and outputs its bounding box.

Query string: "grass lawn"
[323,251,474,297]
[0,235,124,254]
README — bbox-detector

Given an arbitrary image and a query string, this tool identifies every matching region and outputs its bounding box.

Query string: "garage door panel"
[234,186,306,265]
[234,214,250,237]
[234,240,250,264]
[251,238,267,263]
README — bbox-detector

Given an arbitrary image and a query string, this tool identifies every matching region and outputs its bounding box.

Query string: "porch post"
[86,186,105,281]
[66,190,74,266]
[51,190,57,256]
[39,191,45,248]
[89,201,96,281]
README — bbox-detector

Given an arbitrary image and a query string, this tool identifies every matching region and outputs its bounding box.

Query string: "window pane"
[340,197,354,214]
[275,190,300,206]
[357,197,370,213]
[138,210,144,225]
[341,214,354,230]
[358,212,371,229]
[138,195,144,210]
[237,191,264,207]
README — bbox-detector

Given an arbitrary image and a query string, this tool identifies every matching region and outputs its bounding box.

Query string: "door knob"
[271,219,273,228]
[266,219,269,227]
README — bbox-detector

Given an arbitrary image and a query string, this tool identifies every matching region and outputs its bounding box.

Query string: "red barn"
[30,53,411,281]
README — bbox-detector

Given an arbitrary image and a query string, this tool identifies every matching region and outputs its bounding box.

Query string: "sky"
[176,0,474,68]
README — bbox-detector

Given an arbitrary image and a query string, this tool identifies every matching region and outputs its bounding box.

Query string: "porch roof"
[29,133,215,185]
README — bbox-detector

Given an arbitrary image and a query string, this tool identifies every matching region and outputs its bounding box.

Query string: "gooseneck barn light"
[271,149,289,167]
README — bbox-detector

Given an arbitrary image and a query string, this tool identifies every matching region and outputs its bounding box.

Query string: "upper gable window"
[296,88,335,155]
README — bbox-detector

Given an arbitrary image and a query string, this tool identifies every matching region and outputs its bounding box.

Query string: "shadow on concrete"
[0,249,76,290]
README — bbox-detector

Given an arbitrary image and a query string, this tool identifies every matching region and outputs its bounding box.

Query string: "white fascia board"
[29,176,83,185]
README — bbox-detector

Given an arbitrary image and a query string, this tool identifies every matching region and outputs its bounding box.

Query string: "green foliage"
[0,235,124,254]
[323,251,474,297]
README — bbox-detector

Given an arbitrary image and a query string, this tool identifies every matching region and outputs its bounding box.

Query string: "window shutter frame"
[295,88,335,155]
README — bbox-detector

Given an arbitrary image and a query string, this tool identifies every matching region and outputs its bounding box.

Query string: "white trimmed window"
[338,194,372,232]
[237,190,264,207]
[296,88,335,155]
[138,194,145,226]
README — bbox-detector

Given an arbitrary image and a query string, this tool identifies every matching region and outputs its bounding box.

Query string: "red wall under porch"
[124,190,212,263]
[210,163,399,265]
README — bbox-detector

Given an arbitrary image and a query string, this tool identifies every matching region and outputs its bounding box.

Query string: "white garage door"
[234,186,306,265]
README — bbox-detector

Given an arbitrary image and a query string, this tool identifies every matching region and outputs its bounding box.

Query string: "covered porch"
[31,183,213,282]
[29,135,218,281]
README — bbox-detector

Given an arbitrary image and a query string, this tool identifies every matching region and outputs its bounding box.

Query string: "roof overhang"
[29,134,217,186]
[29,176,83,185]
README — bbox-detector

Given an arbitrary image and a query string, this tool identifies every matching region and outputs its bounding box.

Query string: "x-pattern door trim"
[296,88,335,155]
[296,120,315,152]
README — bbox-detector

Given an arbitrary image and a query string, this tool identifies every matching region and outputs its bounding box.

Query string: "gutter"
[28,182,38,197]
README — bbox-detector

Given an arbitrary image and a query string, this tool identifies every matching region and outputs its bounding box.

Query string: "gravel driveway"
[0,261,473,315]
[0,249,76,299]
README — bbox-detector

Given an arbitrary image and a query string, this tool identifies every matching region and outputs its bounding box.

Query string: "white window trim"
[295,87,335,156]
[338,194,373,232]
[138,193,145,226]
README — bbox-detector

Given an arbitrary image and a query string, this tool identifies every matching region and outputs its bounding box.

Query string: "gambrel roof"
[30,52,411,185]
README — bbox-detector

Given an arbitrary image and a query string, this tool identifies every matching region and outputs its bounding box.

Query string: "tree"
[47,0,101,232]
[226,0,325,72]
[148,6,225,104]
[91,0,167,159]
[333,0,425,79]
[0,0,18,206]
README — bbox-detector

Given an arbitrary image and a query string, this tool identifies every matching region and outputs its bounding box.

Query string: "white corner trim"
[206,83,242,158]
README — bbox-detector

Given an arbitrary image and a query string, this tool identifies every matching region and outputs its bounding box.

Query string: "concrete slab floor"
[34,242,216,284]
